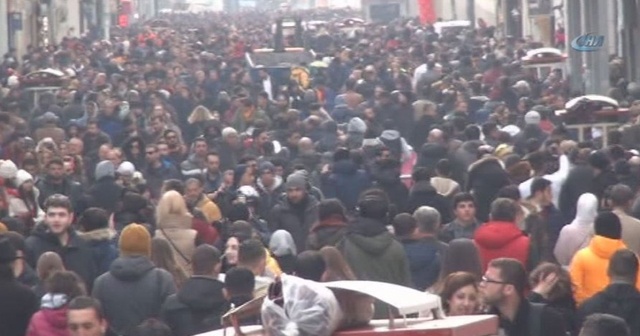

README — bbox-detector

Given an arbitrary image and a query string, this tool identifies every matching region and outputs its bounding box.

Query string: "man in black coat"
[0,236,38,336]
[25,194,97,289]
[161,245,228,336]
[579,249,640,336]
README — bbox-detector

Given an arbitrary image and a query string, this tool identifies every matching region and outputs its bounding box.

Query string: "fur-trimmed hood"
[79,228,117,242]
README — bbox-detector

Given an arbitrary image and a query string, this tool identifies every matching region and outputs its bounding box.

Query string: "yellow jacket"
[196,197,222,223]
[570,235,640,305]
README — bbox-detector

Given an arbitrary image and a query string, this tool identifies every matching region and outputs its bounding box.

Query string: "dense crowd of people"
[1,7,640,336]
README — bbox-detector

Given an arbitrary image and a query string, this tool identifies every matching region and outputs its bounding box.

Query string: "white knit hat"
[0,160,18,180]
[14,169,33,187]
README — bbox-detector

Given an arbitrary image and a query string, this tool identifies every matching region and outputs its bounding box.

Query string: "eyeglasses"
[481,276,508,285]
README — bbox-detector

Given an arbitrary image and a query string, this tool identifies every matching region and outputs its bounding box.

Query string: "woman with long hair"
[438,272,480,316]
[155,190,196,274]
[319,246,356,282]
[319,246,373,329]
[150,238,189,289]
[26,270,87,336]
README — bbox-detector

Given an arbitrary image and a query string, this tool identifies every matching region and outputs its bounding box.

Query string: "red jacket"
[474,221,530,271]
[27,308,70,336]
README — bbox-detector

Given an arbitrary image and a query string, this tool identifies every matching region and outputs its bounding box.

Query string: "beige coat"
[155,214,197,275]
[613,208,640,255]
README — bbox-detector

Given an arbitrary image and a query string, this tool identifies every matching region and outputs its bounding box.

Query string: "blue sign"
[570,33,605,52]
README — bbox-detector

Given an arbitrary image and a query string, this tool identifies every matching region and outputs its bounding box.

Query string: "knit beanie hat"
[0,160,18,180]
[116,161,135,176]
[14,169,33,187]
[594,211,622,239]
[119,223,151,257]
[95,160,115,180]
[285,172,307,190]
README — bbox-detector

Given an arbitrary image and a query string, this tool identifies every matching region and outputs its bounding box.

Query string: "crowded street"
[0,2,639,336]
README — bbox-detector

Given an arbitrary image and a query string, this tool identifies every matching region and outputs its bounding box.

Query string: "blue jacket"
[322,160,371,210]
[400,236,448,291]
[79,228,119,276]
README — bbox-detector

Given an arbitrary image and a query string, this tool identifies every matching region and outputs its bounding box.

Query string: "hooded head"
[574,193,598,225]
[14,169,33,188]
[95,160,115,180]
[0,160,18,181]
[269,230,297,257]
[594,211,622,239]
[119,223,151,257]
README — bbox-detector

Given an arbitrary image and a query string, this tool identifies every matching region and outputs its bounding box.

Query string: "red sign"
[118,14,129,27]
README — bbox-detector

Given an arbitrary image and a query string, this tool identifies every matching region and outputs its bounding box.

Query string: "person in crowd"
[161,244,227,336]
[34,251,65,299]
[321,147,371,211]
[77,208,118,276]
[26,270,86,336]
[430,159,460,198]
[569,211,640,305]
[474,198,530,271]
[579,314,630,336]
[223,267,255,310]
[35,159,82,209]
[307,198,348,250]
[578,249,640,335]
[25,194,97,289]
[88,161,123,215]
[608,184,640,255]
[203,152,223,196]
[439,192,481,243]
[438,272,480,316]
[339,189,412,318]
[180,137,209,178]
[8,169,45,229]
[237,239,274,290]
[269,173,319,252]
[554,193,598,267]
[294,250,326,282]
[256,161,284,218]
[184,178,222,224]
[155,190,197,274]
[151,237,189,289]
[466,152,511,222]
[528,262,577,333]
[144,144,181,199]
[66,296,115,336]
[527,177,565,249]
[406,167,450,221]
[92,223,176,335]
[518,149,570,207]
[0,236,39,336]
[436,238,483,287]
[398,206,448,291]
[3,231,39,288]
[480,258,566,336]
[268,230,297,274]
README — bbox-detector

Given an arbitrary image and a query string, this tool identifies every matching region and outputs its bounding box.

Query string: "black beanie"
[595,211,622,239]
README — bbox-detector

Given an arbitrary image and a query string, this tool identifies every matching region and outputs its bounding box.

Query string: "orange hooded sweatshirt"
[570,235,640,305]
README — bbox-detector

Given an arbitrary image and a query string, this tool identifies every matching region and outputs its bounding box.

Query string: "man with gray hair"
[397,206,448,291]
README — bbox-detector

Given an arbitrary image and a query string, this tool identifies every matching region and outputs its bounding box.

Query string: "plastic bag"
[261,274,342,336]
